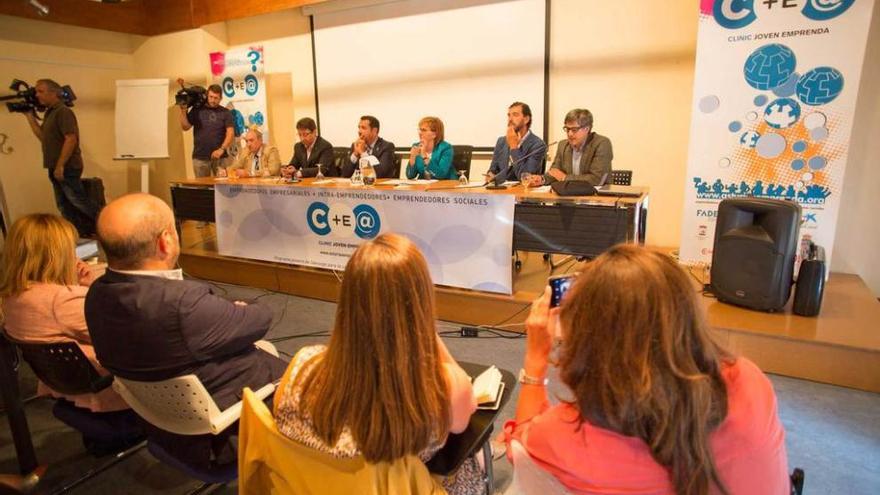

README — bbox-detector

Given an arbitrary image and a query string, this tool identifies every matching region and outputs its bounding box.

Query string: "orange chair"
[238,387,446,495]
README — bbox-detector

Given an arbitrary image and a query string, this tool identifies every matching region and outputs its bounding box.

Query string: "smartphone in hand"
[549,274,576,308]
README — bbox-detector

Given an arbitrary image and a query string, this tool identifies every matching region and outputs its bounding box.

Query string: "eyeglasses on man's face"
[562,125,587,134]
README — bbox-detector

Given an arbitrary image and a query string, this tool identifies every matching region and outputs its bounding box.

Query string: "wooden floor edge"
[180,252,533,327]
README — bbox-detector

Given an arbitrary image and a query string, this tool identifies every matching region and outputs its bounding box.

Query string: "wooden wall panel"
[191,0,324,27]
[0,0,329,36]
[0,0,149,35]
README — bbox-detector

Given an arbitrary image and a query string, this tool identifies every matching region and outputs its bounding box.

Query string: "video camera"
[175,84,207,109]
[1,79,76,113]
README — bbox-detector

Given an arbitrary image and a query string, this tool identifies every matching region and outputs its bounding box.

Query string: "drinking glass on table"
[520,172,532,188]
[315,164,325,181]
[457,170,469,186]
[350,168,363,186]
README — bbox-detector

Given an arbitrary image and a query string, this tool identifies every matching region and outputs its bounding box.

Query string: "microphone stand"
[484,139,562,190]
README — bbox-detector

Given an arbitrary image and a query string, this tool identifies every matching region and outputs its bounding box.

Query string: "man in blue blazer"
[486,102,547,183]
[86,193,286,469]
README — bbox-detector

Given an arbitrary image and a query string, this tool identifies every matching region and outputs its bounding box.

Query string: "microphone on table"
[484,140,562,189]
[485,155,515,190]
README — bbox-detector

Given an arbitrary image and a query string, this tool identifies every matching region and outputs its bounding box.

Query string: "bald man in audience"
[223,128,281,178]
[84,193,286,468]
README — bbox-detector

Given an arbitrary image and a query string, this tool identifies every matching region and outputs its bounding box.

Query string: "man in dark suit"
[282,117,335,178]
[486,102,546,183]
[530,108,613,187]
[341,115,397,178]
[84,193,286,468]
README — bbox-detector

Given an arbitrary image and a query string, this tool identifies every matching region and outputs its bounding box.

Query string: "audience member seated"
[505,245,790,494]
[84,193,287,469]
[405,116,456,180]
[342,115,396,179]
[0,213,128,414]
[486,101,546,183]
[282,117,336,179]
[529,108,612,187]
[223,128,281,178]
[274,233,480,495]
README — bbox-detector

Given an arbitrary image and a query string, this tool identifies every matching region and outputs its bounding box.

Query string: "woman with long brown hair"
[274,233,480,493]
[505,245,789,494]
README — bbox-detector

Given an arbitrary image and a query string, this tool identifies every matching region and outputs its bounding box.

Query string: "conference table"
[170,177,649,263]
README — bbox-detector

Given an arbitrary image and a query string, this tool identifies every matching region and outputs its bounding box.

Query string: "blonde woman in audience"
[506,245,790,495]
[274,233,481,494]
[0,213,128,413]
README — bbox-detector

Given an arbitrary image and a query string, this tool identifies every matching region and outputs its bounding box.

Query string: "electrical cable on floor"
[267,330,332,344]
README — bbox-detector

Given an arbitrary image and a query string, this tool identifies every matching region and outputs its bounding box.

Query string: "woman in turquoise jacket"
[406,116,457,180]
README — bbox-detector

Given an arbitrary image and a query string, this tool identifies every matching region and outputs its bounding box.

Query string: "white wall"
[0,15,135,222]
[830,0,880,296]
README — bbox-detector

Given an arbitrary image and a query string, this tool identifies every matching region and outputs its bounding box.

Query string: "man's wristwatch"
[518,368,548,386]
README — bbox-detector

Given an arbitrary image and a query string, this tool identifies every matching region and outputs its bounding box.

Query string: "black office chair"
[0,333,39,477]
[609,169,632,185]
[391,153,402,179]
[15,341,143,456]
[452,145,474,179]
[332,147,351,176]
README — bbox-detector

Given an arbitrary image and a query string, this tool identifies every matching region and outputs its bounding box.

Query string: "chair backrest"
[504,440,569,495]
[112,375,221,436]
[238,388,445,495]
[609,169,632,186]
[452,145,474,179]
[15,341,109,396]
[392,153,402,179]
[332,147,350,171]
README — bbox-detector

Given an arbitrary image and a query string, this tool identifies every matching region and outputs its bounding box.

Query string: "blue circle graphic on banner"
[353,204,381,239]
[222,77,235,98]
[244,75,259,96]
[808,156,827,170]
[764,98,801,129]
[772,72,800,97]
[802,0,855,21]
[797,67,844,106]
[744,44,797,91]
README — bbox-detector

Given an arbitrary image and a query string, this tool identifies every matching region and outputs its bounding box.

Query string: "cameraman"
[177,80,233,177]
[23,79,98,237]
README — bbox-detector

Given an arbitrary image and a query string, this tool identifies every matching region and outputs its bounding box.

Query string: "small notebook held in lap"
[473,366,505,411]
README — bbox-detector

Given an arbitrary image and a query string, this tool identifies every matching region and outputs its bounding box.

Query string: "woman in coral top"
[505,245,790,495]
[0,213,128,413]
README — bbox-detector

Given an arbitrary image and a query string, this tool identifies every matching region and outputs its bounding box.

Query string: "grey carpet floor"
[1,280,878,494]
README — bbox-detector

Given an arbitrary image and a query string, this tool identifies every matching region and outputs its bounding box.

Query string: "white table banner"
[215,184,516,294]
[680,0,875,268]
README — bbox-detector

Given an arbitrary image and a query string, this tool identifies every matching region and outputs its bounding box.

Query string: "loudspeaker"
[793,244,825,316]
[710,198,801,312]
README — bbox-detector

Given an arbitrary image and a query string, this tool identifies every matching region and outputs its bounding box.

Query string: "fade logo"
[306,202,381,239]
[802,213,818,224]
[714,0,756,29]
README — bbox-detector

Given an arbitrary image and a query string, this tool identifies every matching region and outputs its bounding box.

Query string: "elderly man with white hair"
[223,127,281,178]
